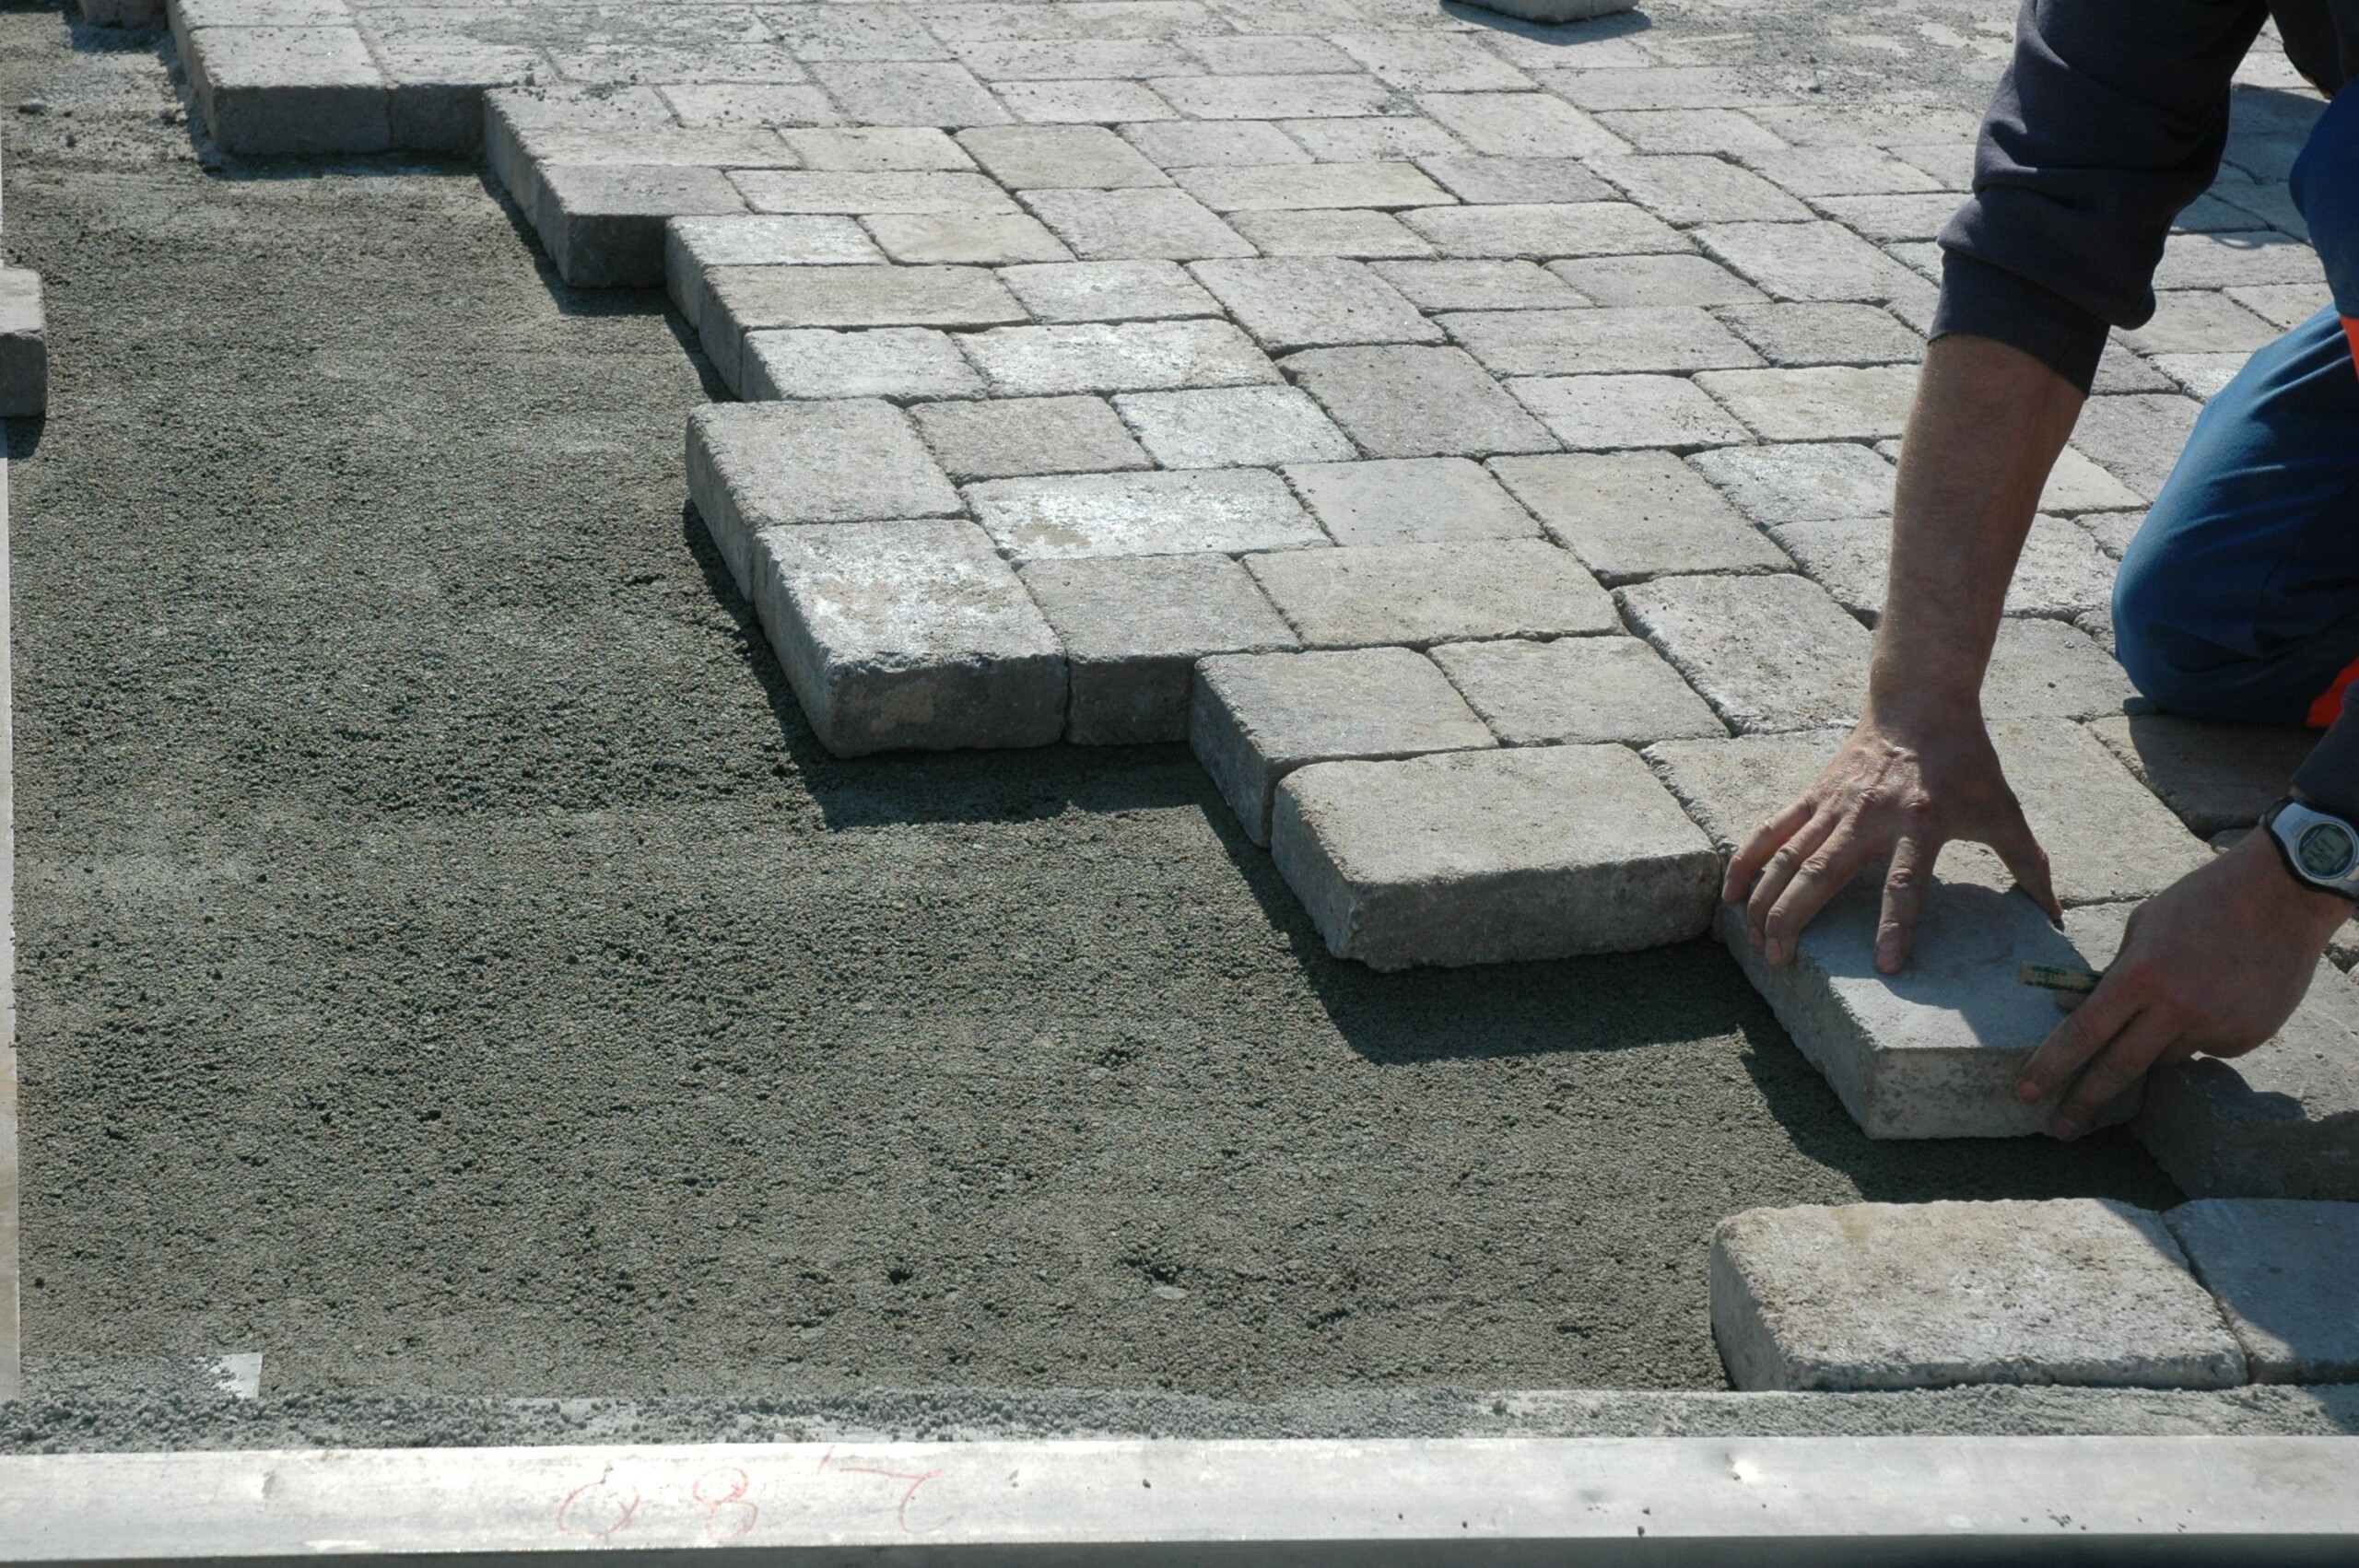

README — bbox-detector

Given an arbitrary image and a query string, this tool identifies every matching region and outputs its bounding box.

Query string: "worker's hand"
[2016,830,2349,1139]
[1722,693,2060,974]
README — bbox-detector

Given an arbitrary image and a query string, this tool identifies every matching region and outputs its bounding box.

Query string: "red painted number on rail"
[693,1465,761,1540]
[555,1480,640,1539]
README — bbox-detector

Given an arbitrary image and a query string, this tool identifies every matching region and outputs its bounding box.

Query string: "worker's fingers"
[1983,800,2061,923]
[2016,973,2142,1105]
[1761,819,1879,969]
[1726,794,1820,905]
[1745,802,1841,960]
[1874,835,1941,974]
[2048,1009,2181,1141]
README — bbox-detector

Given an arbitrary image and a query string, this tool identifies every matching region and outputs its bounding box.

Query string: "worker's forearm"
[1873,333,2087,713]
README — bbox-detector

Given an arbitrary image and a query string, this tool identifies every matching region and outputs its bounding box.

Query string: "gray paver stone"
[1283,457,1543,546]
[1273,744,1719,969]
[968,468,1323,559]
[1022,188,1257,260]
[1225,209,1437,258]
[780,128,972,172]
[701,265,1026,392]
[911,395,1151,480]
[2071,394,2206,503]
[994,261,1222,322]
[1591,154,1810,225]
[1717,302,1926,368]
[809,61,1013,126]
[685,401,960,599]
[1368,259,1583,311]
[1988,719,2212,905]
[1174,161,1453,213]
[2165,1199,2359,1383]
[861,211,1073,265]
[1694,366,1918,441]
[1287,345,1556,457]
[0,269,47,418]
[1121,120,1309,169]
[1549,253,1766,307]
[1695,220,1926,302]
[1710,1200,2245,1389]
[957,124,1171,189]
[1414,91,1627,159]
[1190,258,1443,352]
[729,170,1015,215]
[1487,451,1790,585]
[961,320,1279,395]
[1154,74,1396,121]
[1770,514,2117,622]
[1400,202,1684,260]
[535,164,750,287]
[1191,648,1496,844]
[1509,375,1753,451]
[1245,538,1617,648]
[1598,110,1787,156]
[1690,442,1895,524]
[2154,230,2325,290]
[997,80,1181,123]
[184,26,389,156]
[664,216,882,329]
[1444,306,1760,377]
[1414,156,1611,205]
[741,327,985,403]
[748,520,1065,756]
[1434,636,1725,745]
[1019,554,1297,743]
[2087,714,2317,837]
[1114,387,1355,467]
[1618,574,1869,733]
[1980,618,2137,722]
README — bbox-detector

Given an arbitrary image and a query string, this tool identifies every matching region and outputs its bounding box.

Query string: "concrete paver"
[1285,345,1556,457]
[912,395,1153,481]
[740,327,984,403]
[968,467,1323,559]
[1244,537,1618,649]
[1191,647,1495,844]
[2086,713,2318,837]
[1273,745,1720,969]
[1434,635,1726,745]
[1619,574,1871,733]
[1711,1200,2246,1390]
[1282,456,1542,545]
[2165,1199,2359,1384]
[749,520,1067,756]
[1490,451,1791,583]
[962,319,1280,395]
[1115,386,1356,467]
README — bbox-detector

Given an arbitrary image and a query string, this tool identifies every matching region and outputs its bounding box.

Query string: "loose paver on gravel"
[1273,745,1720,970]
[1710,1199,2248,1391]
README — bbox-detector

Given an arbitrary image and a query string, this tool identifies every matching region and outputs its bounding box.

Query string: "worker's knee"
[2109,540,2219,713]
[2291,90,2359,276]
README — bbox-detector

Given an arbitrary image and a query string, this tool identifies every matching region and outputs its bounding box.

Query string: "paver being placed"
[1489,451,1791,583]
[1618,574,1871,733]
[1191,647,1496,845]
[961,320,1279,396]
[2059,904,2359,1202]
[1244,538,1619,649]
[1434,636,1726,745]
[910,395,1152,481]
[1272,745,1720,970]
[968,468,1325,560]
[1285,345,1557,458]
[739,328,985,404]
[685,400,960,598]
[2087,713,2318,837]
[1019,554,1297,744]
[1113,387,1355,468]
[2165,1199,2359,1383]
[1709,1200,2246,1390]
[746,520,1067,757]
[1281,457,1543,546]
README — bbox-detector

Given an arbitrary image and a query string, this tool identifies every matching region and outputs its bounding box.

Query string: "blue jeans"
[2112,87,2359,725]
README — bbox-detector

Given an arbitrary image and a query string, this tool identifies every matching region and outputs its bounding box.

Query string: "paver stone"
[2165,1199,2359,1382]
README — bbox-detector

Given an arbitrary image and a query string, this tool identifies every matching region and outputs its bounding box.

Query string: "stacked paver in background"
[134,0,2357,1192]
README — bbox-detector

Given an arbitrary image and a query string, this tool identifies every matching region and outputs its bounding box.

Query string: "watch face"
[2297,820,2356,879]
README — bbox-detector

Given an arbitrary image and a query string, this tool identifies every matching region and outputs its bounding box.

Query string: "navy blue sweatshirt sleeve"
[1932,0,2274,391]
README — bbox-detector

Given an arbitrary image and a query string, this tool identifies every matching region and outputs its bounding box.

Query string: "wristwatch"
[2262,796,2359,900]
